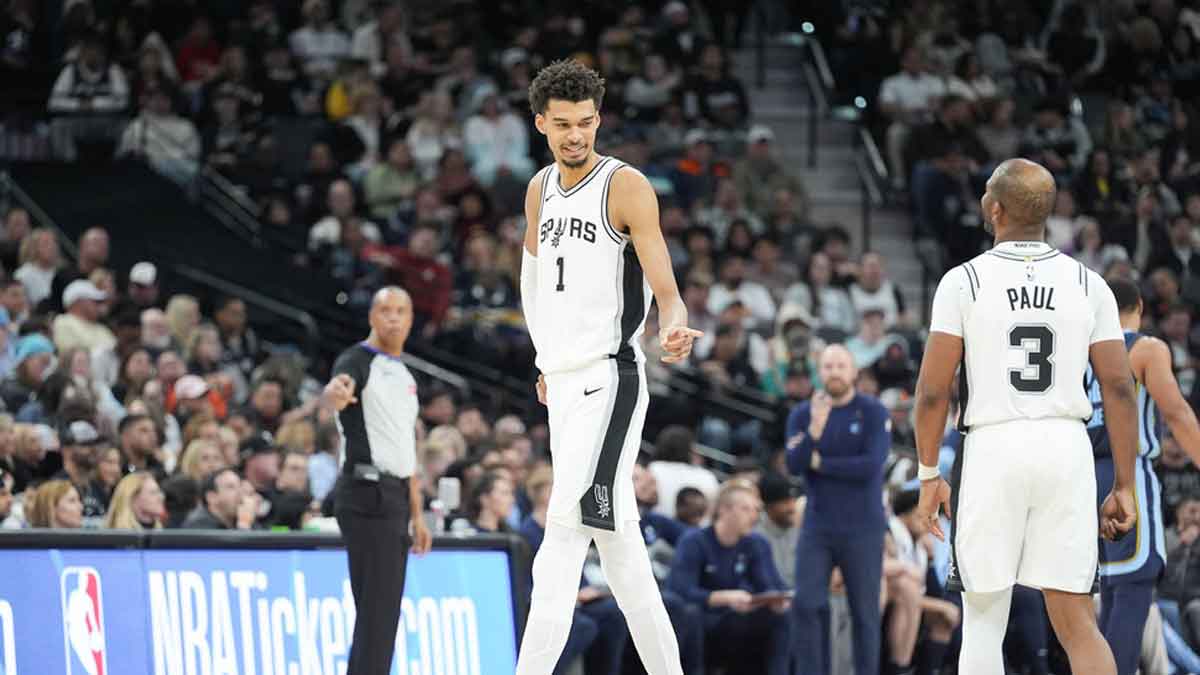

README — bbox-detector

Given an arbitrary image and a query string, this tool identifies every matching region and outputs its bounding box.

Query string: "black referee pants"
[335,473,412,675]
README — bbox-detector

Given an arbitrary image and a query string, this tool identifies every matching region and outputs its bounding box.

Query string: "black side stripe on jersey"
[556,156,613,198]
[962,265,976,301]
[599,164,625,244]
[615,245,645,362]
[955,352,970,433]
[580,360,639,531]
[945,432,966,592]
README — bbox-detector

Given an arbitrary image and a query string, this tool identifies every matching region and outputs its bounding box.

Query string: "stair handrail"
[0,170,80,262]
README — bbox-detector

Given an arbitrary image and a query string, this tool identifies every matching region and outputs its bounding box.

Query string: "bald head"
[984,159,1056,235]
[369,286,413,351]
[371,286,411,310]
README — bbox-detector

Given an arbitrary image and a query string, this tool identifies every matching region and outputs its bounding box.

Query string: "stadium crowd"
[2,0,1200,673]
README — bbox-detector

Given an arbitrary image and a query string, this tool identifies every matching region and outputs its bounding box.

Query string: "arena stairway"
[732,42,929,318]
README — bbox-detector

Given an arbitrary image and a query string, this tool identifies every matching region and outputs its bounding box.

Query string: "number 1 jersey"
[929,240,1124,430]
[530,156,653,375]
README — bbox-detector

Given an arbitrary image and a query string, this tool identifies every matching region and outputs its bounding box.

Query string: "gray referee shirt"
[332,342,418,478]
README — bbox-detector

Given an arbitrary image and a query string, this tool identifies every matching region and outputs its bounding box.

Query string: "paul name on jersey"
[1005,285,1056,312]
[540,216,598,247]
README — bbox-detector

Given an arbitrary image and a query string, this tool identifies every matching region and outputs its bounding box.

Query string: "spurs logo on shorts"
[593,484,611,519]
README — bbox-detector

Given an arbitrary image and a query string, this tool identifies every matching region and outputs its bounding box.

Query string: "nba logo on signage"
[60,567,107,675]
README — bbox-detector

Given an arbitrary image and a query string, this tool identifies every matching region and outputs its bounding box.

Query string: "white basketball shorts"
[952,417,1098,594]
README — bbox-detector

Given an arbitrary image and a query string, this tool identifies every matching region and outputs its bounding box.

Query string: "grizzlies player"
[913,159,1138,675]
[1086,278,1200,674]
[516,59,699,675]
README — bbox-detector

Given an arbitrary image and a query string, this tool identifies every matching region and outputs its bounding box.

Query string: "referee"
[324,286,432,675]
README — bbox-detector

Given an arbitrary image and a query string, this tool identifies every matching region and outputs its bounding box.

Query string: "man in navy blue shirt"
[667,479,791,675]
[786,344,891,675]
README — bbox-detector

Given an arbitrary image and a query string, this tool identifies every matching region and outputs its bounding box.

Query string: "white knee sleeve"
[960,588,1015,675]
[516,522,592,675]
[595,523,683,675]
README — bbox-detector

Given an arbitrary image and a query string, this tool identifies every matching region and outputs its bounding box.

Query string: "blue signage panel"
[0,547,516,675]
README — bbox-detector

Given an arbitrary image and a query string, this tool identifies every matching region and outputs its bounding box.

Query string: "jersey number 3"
[1009,325,1054,393]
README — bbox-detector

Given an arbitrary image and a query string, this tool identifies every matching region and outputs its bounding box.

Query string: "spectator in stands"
[309,179,383,251]
[104,471,164,529]
[364,136,420,225]
[464,470,514,533]
[1159,436,1200,526]
[464,88,533,188]
[1148,213,1200,279]
[351,1,410,79]
[697,180,764,247]
[178,439,223,483]
[14,228,62,308]
[1160,303,1198,397]
[289,0,349,84]
[202,83,257,179]
[118,413,163,476]
[111,347,151,405]
[48,32,131,161]
[0,282,27,334]
[707,253,775,329]
[49,227,110,314]
[0,209,31,279]
[258,38,317,117]
[907,94,989,171]
[52,280,115,356]
[668,480,791,675]
[849,252,906,330]
[732,125,809,222]
[115,84,201,184]
[1,335,54,414]
[649,425,719,521]
[788,345,889,675]
[976,97,1021,164]
[670,129,723,211]
[52,420,110,519]
[1104,100,1147,164]
[654,1,705,68]
[675,487,708,528]
[784,252,857,336]
[946,51,999,104]
[26,479,83,528]
[212,297,259,379]
[6,424,47,494]
[164,295,200,354]
[879,46,946,187]
[0,468,14,528]
[243,378,286,435]
[625,53,681,123]
[181,466,255,529]
[407,92,461,180]
[912,141,986,268]
[175,15,220,90]
[1020,96,1093,176]
[160,473,198,528]
[756,472,801,589]
[745,234,799,307]
[688,44,750,131]
[845,308,904,370]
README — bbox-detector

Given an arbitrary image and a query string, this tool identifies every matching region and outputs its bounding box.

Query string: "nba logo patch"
[60,566,107,675]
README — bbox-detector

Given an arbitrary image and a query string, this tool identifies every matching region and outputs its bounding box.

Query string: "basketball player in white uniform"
[912,158,1138,675]
[516,59,699,675]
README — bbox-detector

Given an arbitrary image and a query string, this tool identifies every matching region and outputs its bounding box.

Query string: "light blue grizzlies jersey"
[1084,331,1162,460]
[1086,330,1167,581]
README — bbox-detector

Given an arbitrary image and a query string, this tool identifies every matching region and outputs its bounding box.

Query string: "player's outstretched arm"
[613,167,702,363]
[1135,336,1200,463]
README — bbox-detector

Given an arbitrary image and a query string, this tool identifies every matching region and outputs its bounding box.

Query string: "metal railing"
[0,170,80,262]
[172,263,322,366]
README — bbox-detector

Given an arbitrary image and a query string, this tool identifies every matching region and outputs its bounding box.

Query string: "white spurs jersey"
[929,240,1124,430]
[531,156,653,375]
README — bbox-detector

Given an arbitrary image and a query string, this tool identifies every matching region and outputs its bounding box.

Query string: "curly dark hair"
[527,59,606,115]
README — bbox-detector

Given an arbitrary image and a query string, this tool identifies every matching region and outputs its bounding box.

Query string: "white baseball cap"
[62,279,107,307]
[174,374,211,400]
[747,124,775,143]
[129,261,157,286]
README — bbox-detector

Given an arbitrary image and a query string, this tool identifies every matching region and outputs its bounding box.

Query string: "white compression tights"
[515,520,683,675]
[960,588,1015,675]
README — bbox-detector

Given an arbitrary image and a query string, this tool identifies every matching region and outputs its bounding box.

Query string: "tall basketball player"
[516,59,697,675]
[1086,278,1200,674]
[913,158,1138,675]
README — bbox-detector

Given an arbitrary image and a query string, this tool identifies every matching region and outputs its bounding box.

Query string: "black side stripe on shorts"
[583,243,646,530]
[580,360,639,531]
[946,436,967,593]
